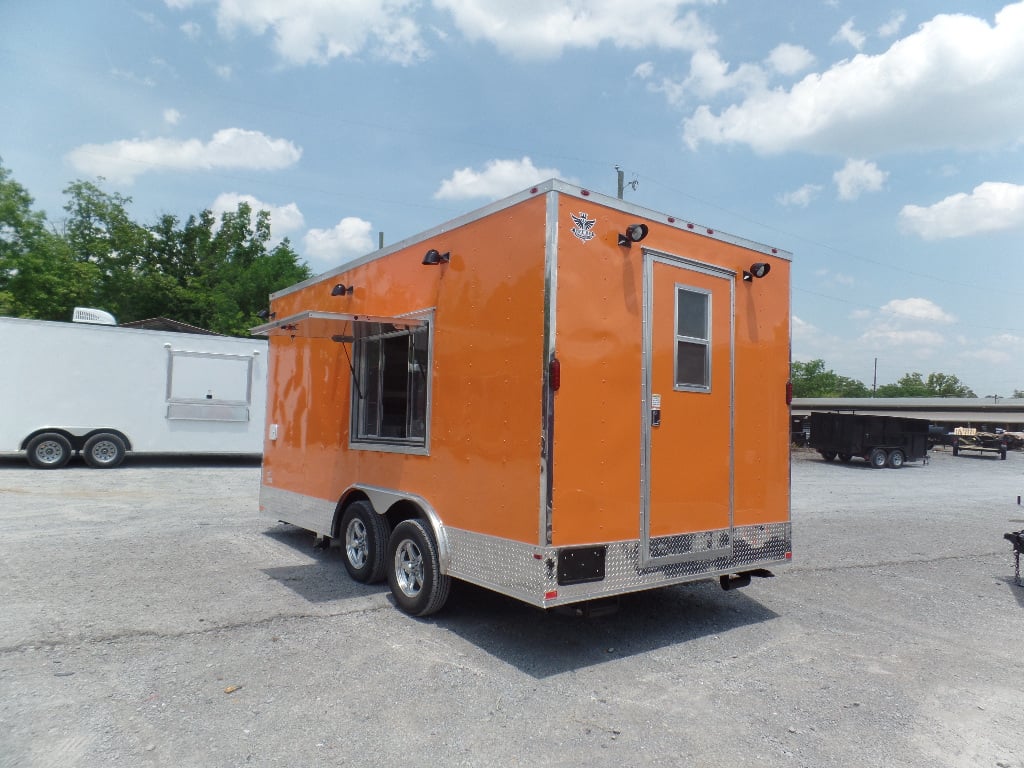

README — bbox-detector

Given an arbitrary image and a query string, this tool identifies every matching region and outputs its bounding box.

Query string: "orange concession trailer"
[254,180,792,616]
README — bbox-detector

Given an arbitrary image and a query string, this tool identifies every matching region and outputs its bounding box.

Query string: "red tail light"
[786,381,793,405]
[550,358,561,391]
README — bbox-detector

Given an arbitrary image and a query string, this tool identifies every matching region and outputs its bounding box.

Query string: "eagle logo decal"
[570,211,596,243]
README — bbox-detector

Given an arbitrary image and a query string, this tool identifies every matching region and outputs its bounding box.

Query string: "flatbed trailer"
[951,427,1007,460]
[808,411,929,468]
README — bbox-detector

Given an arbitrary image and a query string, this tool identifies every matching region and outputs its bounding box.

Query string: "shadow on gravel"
[431,578,779,679]
[262,523,779,677]
[998,577,1024,608]
[261,524,388,603]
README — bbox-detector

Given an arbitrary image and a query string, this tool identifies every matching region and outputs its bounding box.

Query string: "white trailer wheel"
[26,433,73,469]
[83,433,126,469]
[387,519,450,617]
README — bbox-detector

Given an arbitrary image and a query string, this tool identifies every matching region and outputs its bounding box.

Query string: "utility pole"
[378,231,384,250]
[872,357,878,396]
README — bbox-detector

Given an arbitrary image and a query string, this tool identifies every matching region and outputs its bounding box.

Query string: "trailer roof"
[270,179,792,302]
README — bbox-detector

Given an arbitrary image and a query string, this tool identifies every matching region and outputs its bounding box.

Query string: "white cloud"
[831,19,866,50]
[435,157,564,200]
[210,0,427,66]
[878,11,906,37]
[211,193,305,240]
[66,128,302,185]
[303,217,376,271]
[180,20,201,39]
[163,108,182,125]
[859,327,946,348]
[833,159,887,200]
[683,4,1024,155]
[434,0,717,59]
[215,65,232,80]
[684,48,766,98]
[880,298,954,323]
[777,183,822,208]
[766,43,815,76]
[899,181,1024,240]
[633,61,655,79]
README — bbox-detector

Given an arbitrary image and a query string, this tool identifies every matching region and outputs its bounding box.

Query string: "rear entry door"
[641,252,735,567]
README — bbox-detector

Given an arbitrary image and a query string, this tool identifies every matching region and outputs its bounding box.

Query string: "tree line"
[0,160,312,336]
[791,359,1024,399]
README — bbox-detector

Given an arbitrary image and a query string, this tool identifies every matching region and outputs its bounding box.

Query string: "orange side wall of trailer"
[262,186,790,551]
[262,194,549,544]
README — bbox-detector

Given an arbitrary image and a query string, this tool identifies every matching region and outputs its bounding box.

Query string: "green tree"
[876,371,975,398]
[2,162,311,334]
[0,161,99,319]
[791,359,870,397]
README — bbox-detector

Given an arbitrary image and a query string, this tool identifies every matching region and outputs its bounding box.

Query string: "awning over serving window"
[250,311,426,341]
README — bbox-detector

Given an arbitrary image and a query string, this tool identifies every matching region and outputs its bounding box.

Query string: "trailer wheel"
[340,501,390,584]
[387,519,450,617]
[26,433,73,469]
[838,453,853,463]
[819,450,837,462]
[887,449,905,469]
[868,448,888,469]
[82,433,127,469]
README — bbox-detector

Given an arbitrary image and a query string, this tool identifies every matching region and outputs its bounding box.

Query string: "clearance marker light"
[545,590,559,600]
[549,358,561,391]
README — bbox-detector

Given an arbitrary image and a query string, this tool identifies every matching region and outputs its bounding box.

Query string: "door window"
[674,286,711,391]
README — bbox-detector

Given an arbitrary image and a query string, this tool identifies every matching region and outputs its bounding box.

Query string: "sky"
[2,0,1023,396]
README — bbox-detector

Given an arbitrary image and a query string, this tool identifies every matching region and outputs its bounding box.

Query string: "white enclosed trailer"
[1,316,267,468]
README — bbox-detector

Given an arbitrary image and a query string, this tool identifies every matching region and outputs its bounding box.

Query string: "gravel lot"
[1,447,1022,768]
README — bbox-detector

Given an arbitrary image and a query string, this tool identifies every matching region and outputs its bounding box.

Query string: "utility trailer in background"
[1,316,267,468]
[951,427,1007,460]
[808,411,929,468]
[254,179,792,616]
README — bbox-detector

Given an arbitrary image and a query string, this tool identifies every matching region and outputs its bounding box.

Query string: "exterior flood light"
[422,249,450,266]
[742,262,771,282]
[618,223,649,247]
[331,283,354,296]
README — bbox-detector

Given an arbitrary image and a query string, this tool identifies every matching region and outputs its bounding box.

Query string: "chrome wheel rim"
[394,539,424,597]
[345,519,368,569]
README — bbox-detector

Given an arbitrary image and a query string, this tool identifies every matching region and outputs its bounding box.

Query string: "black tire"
[339,501,391,584]
[387,519,450,617]
[868,448,888,469]
[838,453,853,463]
[887,449,905,469]
[26,433,73,469]
[819,450,837,462]
[82,433,127,469]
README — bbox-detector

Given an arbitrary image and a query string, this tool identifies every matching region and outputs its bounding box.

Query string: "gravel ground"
[0,448,1022,768]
